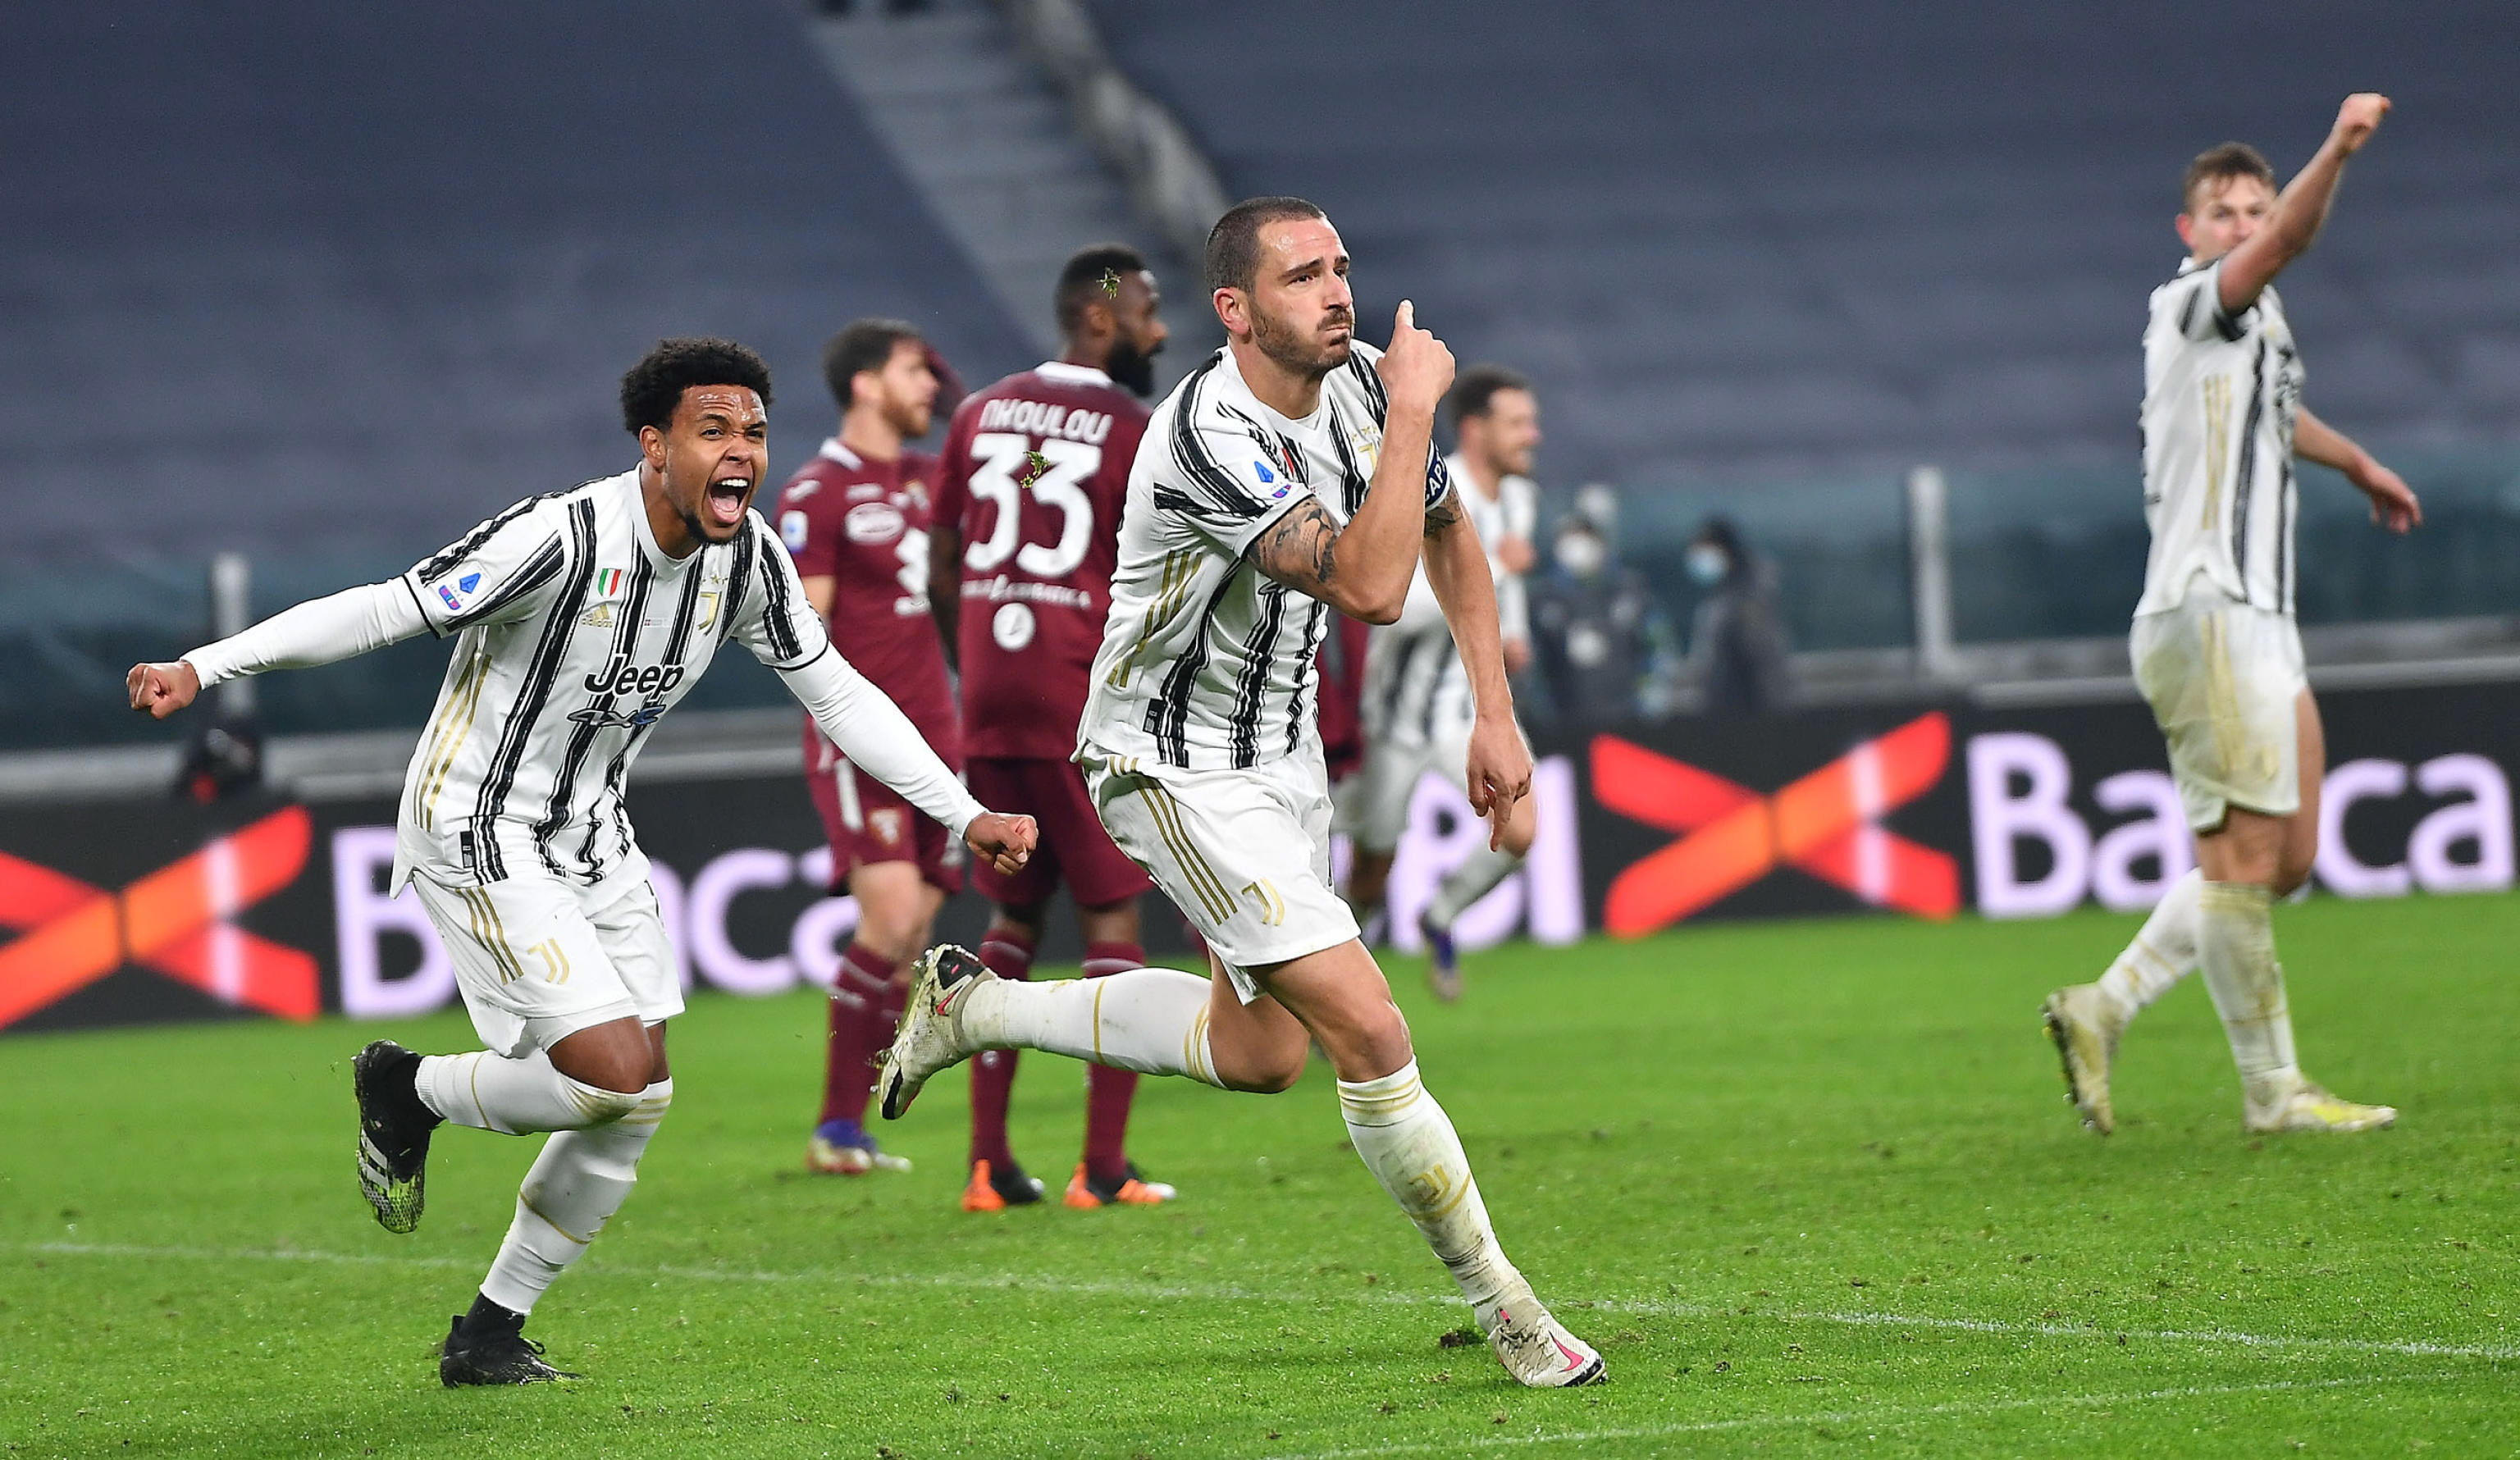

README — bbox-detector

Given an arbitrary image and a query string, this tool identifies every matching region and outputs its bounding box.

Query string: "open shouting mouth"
[705,475,752,529]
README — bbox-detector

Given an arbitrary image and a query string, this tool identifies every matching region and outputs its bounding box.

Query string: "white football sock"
[480,1079,672,1315]
[1426,846,1522,932]
[2195,881,2301,1102]
[417,1048,642,1134]
[1338,1061,1522,1326]
[2093,868,2203,1021]
[959,967,1225,1088]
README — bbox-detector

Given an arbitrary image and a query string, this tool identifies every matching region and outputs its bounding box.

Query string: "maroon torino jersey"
[933,362,1152,760]
[775,438,961,763]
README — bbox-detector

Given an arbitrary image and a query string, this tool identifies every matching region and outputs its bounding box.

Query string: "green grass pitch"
[2,894,2513,1458]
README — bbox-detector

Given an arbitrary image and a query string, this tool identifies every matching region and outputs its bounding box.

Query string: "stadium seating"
[1082,0,2520,490]
[2,0,1033,745]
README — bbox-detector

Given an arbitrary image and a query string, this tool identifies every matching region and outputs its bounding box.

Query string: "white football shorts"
[1081,741,1359,1002]
[409,855,684,1057]
[2130,585,2307,833]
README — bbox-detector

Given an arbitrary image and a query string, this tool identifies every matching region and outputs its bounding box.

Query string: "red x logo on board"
[0,806,317,1029]
[1592,713,1960,936]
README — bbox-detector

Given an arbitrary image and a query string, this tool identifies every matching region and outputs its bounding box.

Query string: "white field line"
[16,1240,2519,1365]
[1259,1373,2470,1460]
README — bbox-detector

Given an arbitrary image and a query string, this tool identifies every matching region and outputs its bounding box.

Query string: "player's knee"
[1224,1047,1307,1095]
[1315,1002,1413,1085]
[852,911,925,965]
[549,1022,655,1097]
[559,1074,645,1124]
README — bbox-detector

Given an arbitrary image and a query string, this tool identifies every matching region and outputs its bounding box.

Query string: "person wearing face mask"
[1682,516,1792,719]
[1530,512,1664,725]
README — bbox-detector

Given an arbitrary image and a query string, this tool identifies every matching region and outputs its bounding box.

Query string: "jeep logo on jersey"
[581,653,686,698]
[845,501,905,544]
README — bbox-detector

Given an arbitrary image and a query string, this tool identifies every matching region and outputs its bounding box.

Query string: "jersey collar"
[1036,361,1112,386]
[817,437,863,469]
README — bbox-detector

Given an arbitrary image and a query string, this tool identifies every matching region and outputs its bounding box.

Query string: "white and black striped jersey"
[386,471,836,887]
[1081,343,1451,772]
[184,470,980,893]
[1363,455,1535,748]
[2139,255,2306,617]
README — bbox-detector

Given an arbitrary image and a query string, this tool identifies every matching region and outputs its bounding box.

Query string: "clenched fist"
[127,659,202,719]
[963,812,1039,877]
[1374,300,1455,419]
[2331,93,2390,153]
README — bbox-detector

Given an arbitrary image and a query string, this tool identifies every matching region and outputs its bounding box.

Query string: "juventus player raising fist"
[2043,95,2415,1138]
[126,340,1034,1385]
[929,244,1177,1213]
[879,200,1604,1388]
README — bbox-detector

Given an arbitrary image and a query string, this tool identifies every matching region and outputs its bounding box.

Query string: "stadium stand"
[2,0,1037,746]
[1081,0,2520,490]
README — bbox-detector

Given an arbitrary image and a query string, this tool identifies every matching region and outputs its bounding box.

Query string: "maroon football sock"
[967,928,1037,1168]
[818,943,898,1128]
[1080,940,1147,1184]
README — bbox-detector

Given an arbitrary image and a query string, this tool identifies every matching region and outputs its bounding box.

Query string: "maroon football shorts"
[965,756,1153,910]
[808,753,963,895]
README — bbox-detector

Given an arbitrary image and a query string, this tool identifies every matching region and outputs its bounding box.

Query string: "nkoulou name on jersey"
[393,470,826,889]
[2139,256,2308,618]
[1083,343,1452,773]
[774,439,960,764]
[934,362,1153,760]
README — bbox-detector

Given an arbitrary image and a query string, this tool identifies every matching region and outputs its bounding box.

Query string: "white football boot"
[875,944,996,1120]
[2041,983,2125,1134]
[2244,1080,2397,1134]
[1484,1283,1606,1387]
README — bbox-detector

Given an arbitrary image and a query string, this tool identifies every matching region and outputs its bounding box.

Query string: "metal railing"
[989,0,1230,267]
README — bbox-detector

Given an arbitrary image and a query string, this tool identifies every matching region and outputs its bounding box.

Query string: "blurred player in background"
[776,320,961,1178]
[928,244,1180,1211]
[126,339,1031,1383]
[879,198,1603,1387]
[2044,95,2419,1138]
[1343,365,1541,1000]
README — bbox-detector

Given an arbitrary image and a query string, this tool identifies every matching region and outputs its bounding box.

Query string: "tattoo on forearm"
[1423,489,1463,536]
[1247,498,1340,591]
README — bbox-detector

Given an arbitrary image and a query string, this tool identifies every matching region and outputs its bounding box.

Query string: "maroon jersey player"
[776,319,956,1178]
[928,244,1176,1212]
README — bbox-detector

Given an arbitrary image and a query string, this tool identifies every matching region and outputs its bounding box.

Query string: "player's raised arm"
[2209,93,2390,316]
[1244,301,1453,623]
[126,500,576,719]
[2296,406,2421,533]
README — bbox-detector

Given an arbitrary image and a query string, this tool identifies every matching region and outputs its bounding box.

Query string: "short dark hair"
[1056,243,1151,335]
[1445,364,1532,431]
[2183,142,2276,210]
[821,319,923,410]
[619,337,773,436]
[1204,195,1328,293]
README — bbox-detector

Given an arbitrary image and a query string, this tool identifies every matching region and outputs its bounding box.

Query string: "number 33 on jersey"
[934,360,1153,761]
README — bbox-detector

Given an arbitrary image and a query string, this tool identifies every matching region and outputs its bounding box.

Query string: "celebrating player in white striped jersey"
[1344,364,1543,999]
[2043,97,2419,1139]
[875,198,1604,1388]
[127,339,1034,1385]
